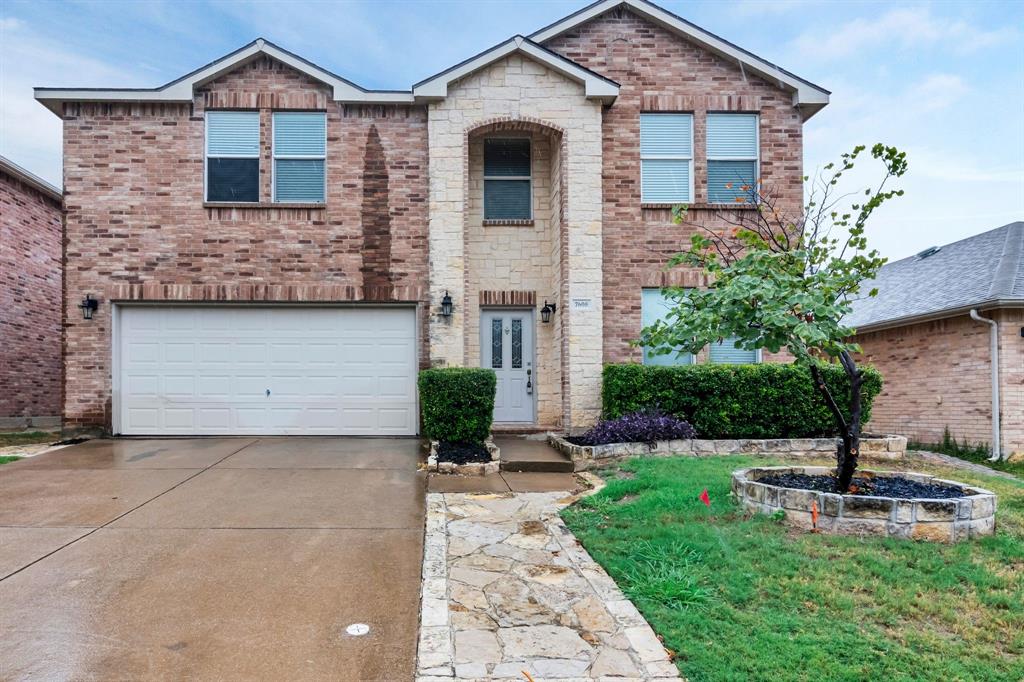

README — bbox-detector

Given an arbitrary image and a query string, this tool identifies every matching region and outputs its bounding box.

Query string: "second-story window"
[706,113,759,203]
[640,113,693,203]
[206,111,259,203]
[273,112,327,203]
[484,138,531,220]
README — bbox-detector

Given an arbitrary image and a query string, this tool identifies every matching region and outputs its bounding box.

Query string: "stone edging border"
[425,437,500,475]
[548,433,907,471]
[732,465,998,542]
[414,473,681,680]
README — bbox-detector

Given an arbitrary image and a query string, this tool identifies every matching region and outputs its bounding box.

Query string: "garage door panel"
[118,306,417,435]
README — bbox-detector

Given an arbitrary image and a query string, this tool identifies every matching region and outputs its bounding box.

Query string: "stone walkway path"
[416,488,681,681]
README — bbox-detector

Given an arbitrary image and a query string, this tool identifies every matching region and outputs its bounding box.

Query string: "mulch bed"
[436,441,491,465]
[759,472,967,499]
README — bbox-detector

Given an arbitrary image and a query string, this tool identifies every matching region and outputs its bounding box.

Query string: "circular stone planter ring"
[731,466,997,542]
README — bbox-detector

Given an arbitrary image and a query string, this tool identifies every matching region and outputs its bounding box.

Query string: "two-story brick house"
[1,155,63,430]
[35,0,828,437]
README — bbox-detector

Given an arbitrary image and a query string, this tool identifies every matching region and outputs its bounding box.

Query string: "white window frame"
[483,136,533,221]
[706,113,760,204]
[204,110,260,203]
[271,111,327,204]
[639,113,694,204]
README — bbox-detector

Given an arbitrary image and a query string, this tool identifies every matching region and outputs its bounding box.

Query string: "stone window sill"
[203,202,327,209]
[641,202,758,211]
[483,219,535,227]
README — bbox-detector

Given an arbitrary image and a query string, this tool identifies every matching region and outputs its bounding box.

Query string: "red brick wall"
[856,311,1024,456]
[61,57,429,433]
[544,7,805,363]
[0,170,62,421]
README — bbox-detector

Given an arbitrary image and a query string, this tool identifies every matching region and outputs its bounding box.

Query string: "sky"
[1,0,1022,261]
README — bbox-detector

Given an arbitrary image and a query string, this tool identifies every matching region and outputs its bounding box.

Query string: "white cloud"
[0,16,151,185]
[792,7,1017,60]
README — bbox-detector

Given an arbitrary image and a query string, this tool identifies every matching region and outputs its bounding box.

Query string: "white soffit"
[530,0,830,116]
[412,36,619,103]
[34,38,415,115]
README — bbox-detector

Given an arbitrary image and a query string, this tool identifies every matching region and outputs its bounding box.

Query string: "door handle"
[526,369,532,395]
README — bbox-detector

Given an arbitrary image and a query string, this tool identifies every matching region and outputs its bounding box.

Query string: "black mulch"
[436,441,491,465]
[759,472,967,499]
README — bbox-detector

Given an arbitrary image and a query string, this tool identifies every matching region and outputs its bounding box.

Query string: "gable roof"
[845,222,1024,332]
[0,155,62,202]
[35,38,417,115]
[413,35,619,103]
[35,0,826,117]
[531,0,830,117]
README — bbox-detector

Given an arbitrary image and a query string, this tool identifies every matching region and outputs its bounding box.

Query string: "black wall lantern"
[540,300,557,324]
[79,293,99,320]
[440,291,453,318]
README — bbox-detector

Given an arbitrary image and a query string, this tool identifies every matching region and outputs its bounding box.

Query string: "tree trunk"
[809,353,864,493]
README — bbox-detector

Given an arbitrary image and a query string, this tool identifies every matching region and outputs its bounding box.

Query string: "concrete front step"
[493,436,574,473]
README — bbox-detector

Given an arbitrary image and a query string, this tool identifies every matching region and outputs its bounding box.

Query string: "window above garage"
[205,111,260,203]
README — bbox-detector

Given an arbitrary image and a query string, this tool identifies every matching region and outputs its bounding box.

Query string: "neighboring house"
[847,222,1024,459]
[0,155,63,430]
[34,0,827,437]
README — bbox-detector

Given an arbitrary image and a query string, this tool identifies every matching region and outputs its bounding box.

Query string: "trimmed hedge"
[602,363,882,439]
[419,368,496,444]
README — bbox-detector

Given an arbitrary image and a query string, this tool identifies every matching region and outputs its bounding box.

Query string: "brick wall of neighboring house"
[855,310,1024,456]
[545,6,805,364]
[0,168,62,425]
[61,56,429,433]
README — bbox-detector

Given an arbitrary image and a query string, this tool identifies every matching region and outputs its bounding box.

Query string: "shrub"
[418,368,496,444]
[602,363,882,439]
[573,409,697,446]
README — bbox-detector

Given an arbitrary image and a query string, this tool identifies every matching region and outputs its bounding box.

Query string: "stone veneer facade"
[427,54,604,429]
[51,5,812,435]
[856,309,1024,459]
[0,163,63,427]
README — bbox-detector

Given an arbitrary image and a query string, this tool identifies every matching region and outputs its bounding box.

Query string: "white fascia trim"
[530,0,829,115]
[35,38,414,116]
[412,36,619,103]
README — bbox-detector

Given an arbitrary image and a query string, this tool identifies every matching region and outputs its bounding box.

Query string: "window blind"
[640,288,693,366]
[707,113,758,203]
[640,113,692,203]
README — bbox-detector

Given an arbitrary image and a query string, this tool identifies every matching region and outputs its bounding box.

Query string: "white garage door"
[116,306,418,435]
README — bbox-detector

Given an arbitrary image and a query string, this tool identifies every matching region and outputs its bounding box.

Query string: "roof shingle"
[845,221,1024,330]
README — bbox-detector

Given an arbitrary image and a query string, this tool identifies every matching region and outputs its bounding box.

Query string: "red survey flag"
[699,489,711,507]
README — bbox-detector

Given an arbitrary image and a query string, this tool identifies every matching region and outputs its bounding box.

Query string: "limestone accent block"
[731,466,997,543]
[548,433,908,471]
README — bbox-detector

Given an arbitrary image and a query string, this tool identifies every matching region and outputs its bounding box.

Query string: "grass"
[910,428,1024,478]
[562,455,1024,682]
[0,456,21,466]
[0,431,56,448]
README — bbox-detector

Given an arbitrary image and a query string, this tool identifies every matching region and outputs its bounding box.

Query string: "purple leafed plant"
[571,409,697,446]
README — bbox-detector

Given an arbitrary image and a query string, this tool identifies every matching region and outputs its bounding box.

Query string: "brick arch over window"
[462,116,572,426]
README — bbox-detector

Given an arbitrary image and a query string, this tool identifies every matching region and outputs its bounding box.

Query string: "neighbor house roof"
[0,155,62,202]
[35,0,826,117]
[845,222,1024,332]
[530,0,830,117]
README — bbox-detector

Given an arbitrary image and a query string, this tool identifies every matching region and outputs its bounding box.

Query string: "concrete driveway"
[0,437,425,680]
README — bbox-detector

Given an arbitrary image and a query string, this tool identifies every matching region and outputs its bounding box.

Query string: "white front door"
[116,305,418,435]
[481,310,535,423]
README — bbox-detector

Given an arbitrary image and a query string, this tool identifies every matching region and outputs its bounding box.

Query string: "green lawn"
[562,455,1024,682]
[0,456,21,465]
[0,431,56,448]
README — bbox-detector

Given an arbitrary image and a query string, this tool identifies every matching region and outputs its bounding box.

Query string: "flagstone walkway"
[416,485,682,681]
